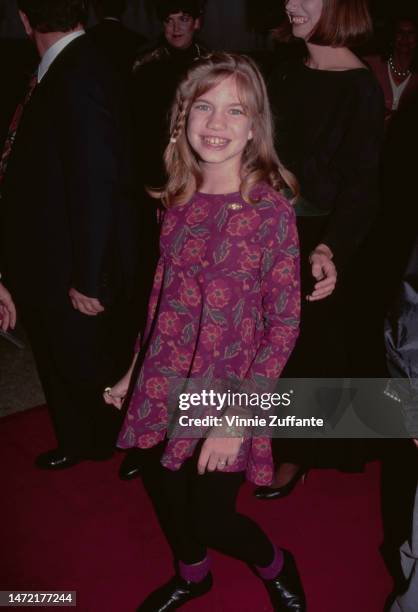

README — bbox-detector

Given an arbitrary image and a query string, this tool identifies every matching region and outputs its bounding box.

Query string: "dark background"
[1,0,418,51]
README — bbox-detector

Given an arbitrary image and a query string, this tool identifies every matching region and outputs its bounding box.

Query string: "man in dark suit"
[88,0,147,75]
[0,0,142,469]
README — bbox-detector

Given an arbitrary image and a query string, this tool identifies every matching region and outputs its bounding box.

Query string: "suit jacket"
[0,34,140,306]
[88,20,147,75]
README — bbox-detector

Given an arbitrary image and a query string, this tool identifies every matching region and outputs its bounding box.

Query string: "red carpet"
[1,406,392,612]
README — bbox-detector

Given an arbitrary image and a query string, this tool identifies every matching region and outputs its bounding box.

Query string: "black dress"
[268,60,385,466]
[269,60,384,374]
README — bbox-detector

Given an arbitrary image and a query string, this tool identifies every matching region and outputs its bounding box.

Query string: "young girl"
[104,53,304,611]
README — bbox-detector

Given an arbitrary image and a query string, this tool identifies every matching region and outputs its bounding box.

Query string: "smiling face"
[163,11,200,49]
[285,0,323,41]
[186,75,253,178]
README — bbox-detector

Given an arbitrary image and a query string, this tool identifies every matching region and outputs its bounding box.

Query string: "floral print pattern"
[118,183,300,485]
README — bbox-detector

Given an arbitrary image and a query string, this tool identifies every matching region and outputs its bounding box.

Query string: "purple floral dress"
[118,183,300,485]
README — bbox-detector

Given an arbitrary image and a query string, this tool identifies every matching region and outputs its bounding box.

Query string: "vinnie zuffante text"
[176,390,324,429]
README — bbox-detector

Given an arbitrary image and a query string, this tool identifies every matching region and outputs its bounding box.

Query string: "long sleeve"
[58,73,123,298]
[320,76,385,266]
[269,63,385,269]
[247,201,300,383]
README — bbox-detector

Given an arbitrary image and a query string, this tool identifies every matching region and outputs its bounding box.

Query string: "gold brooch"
[227,203,243,211]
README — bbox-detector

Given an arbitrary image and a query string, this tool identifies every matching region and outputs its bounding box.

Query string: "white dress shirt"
[38,30,85,82]
[387,63,412,111]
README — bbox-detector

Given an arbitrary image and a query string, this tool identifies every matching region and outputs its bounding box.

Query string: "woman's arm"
[320,76,385,268]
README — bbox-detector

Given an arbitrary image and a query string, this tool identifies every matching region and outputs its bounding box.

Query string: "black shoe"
[254,467,306,500]
[137,573,213,611]
[262,550,306,611]
[119,448,143,480]
[35,449,84,470]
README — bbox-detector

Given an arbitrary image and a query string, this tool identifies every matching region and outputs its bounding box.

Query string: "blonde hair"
[150,52,298,207]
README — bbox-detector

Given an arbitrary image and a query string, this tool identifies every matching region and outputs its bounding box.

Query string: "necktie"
[0,72,38,193]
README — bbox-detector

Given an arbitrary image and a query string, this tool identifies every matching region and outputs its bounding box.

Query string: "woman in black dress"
[255,0,385,499]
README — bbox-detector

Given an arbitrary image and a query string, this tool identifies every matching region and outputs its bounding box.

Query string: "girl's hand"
[307,244,337,302]
[197,437,242,475]
[103,372,131,410]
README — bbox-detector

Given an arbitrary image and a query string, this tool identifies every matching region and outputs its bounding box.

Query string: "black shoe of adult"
[254,468,307,500]
[35,449,84,470]
[136,573,213,611]
[262,550,306,611]
[119,448,143,480]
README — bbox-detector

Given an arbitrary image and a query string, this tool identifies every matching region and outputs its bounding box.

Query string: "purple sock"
[179,556,212,583]
[255,545,284,580]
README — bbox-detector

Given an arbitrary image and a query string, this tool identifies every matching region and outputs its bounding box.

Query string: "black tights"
[140,443,275,567]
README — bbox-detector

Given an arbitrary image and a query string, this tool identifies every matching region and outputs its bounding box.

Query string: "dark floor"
[0,323,44,417]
